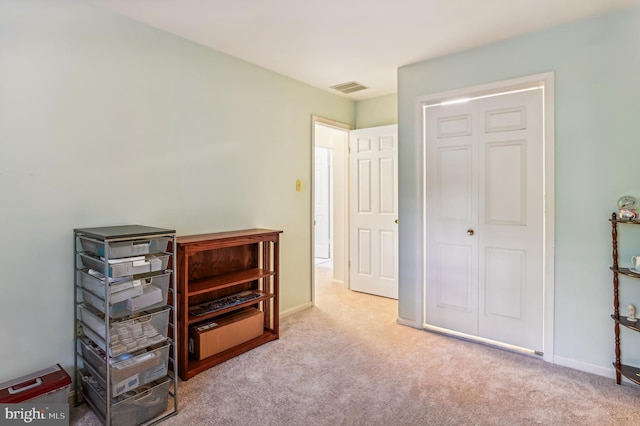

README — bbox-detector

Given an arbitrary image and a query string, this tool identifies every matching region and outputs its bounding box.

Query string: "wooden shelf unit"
[175,228,282,380]
[610,213,640,386]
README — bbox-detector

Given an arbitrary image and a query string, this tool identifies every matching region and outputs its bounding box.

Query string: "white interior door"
[349,125,398,299]
[424,103,479,335]
[425,88,544,351]
[315,147,331,259]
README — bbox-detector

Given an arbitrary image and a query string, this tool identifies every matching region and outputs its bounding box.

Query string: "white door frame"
[311,115,352,305]
[314,146,332,260]
[417,72,555,363]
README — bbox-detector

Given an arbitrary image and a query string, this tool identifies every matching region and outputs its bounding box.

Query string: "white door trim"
[311,115,352,306]
[416,72,555,363]
[314,146,332,259]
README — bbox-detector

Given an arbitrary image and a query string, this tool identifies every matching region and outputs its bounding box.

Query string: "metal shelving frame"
[73,225,178,426]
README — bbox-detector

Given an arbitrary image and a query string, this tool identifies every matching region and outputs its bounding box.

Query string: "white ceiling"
[91,0,640,100]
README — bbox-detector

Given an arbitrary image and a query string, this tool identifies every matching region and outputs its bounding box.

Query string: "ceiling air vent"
[330,81,369,94]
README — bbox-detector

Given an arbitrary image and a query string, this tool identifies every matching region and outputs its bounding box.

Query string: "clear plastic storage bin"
[79,237,170,258]
[81,372,171,426]
[80,338,169,397]
[78,252,169,278]
[80,305,170,357]
[80,271,170,318]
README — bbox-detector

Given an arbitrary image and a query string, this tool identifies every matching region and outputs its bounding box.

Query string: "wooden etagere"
[610,212,640,385]
[175,228,282,380]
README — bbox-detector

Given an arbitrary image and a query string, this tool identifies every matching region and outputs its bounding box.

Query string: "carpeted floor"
[71,262,640,425]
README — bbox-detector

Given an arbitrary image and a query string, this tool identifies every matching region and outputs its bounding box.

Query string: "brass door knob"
[467,229,475,236]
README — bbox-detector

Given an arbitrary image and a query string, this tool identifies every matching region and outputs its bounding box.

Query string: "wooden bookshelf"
[175,229,282,380]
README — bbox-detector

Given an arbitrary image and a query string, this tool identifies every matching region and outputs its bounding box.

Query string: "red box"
[0,364,71,404]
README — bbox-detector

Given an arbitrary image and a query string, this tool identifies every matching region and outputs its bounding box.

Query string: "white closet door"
[476,89,543,351]
[425,103,479,335]
[425,88,544,352]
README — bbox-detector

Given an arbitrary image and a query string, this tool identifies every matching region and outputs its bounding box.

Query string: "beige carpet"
[71,263,640,425]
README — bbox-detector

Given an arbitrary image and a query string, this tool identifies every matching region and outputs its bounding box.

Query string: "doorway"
[312,117,351,302]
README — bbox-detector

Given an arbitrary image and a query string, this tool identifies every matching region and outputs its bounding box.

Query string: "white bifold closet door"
[424,88,543,352]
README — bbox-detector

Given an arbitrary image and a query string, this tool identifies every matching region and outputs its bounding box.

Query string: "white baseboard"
[552,355,616,379]
[396,316,422,329]
[280,302,313,318]
[332,279,345,288]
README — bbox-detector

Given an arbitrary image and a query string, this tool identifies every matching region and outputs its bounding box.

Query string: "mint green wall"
[0,0,354,381]
[398,6,640,374]
[355,94,397,128]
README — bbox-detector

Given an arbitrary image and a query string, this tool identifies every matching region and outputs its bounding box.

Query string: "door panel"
[357,228,372,275]
[485,106,526,132]
[437,244,473,311]
[357,159,372,212]
[484,247,525,320]
[350,125,398,299]
[485,141,525,225]
[438,114,472,138]
[380,157,395,214]
[425,103,479,335]
[438,146,473,222]
[380,230,395,279]
[428,242,477,335]
[478,89,543,351]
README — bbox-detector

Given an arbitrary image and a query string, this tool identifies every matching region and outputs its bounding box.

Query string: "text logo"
[0,404,68,426]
